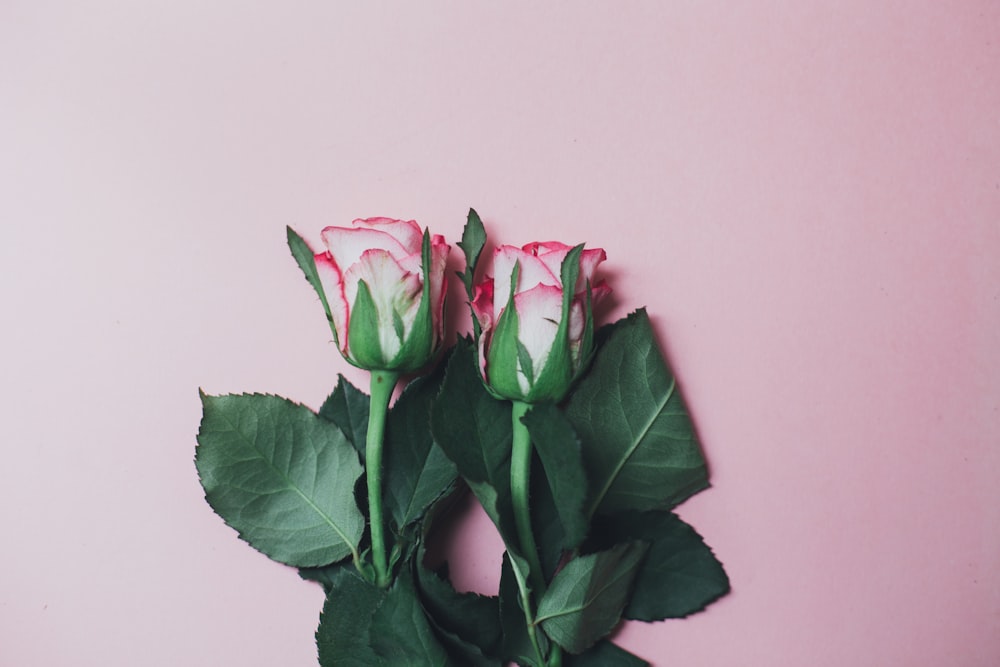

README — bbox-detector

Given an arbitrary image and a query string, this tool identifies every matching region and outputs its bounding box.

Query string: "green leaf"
[415,561,503,666]
[316,567,384,666]
[383,356,458,531]
[431,338,518,545]
[317,568,454,666]
[529,457,568,582]
[499,553,548,666]
[196,393,365,567]
[592,511,730,621]
[319,375,370,461]
[457,207,487,302]
[564,640,649,667]
[369,570,452,665]
[535,542,649,654]
[565,309,709,517]
[299,560,355,594]
[522,404,588,550]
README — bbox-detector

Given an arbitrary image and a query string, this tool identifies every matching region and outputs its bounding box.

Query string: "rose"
[471,241,610,403]
[312,217,450,373]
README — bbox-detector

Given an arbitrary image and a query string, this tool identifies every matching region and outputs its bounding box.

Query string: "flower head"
[472,241,610,403]
[313,217,449,372]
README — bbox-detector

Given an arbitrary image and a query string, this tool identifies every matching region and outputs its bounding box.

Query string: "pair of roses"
[310,215,607,404]
[196,210,728,667]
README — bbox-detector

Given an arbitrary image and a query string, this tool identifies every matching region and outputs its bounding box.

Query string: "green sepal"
[287,226,338,345]
[389,229,437,373]
[457,209,487,296]
[347,279,385,368]
[528,244,583,403]
[484,262,524,399]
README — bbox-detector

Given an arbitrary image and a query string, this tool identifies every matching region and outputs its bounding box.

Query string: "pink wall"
[2,2,998,665]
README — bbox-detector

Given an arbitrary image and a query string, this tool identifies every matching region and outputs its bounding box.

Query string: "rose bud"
[471,241,610,403]
[313,217,450,373]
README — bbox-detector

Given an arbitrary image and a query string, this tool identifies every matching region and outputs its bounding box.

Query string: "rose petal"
[428,234,450,340]
[524,241,571,280]
[493,245,561,321]
[511,283,564,393]
[351,217,423,253]
[577,247,607,288]
[524,241,573,255]
[477,327,493,383]
[588,279,612,303]
[471,278,495,331]
[314,252,350,355]
[321,226,410,275]
[344,248,422,361]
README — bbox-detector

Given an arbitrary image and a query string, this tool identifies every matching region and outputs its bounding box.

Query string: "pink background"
[3,2,999,666]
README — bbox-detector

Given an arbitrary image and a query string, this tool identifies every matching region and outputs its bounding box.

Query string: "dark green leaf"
[523,404,588,550]
[316,567,384,666]
[536,542,649,654]
[196,393,364,567]
[565,309,709,517]
[299,560,355,594]
[564,640,649,667]
[499,553,548,666]
[319,376,370,461]
[530,457,567,582]
[384,356,458,531]
[317,569,453,666]
[369,570,452,665]
[415,561,502,666]
[593,511,730,621]
[431,338,518,545]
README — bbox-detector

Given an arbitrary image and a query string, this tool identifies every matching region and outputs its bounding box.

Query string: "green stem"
[511,400,562,667]
[510,401,545,593]
[513,572,546,667]
[366,370,398,588]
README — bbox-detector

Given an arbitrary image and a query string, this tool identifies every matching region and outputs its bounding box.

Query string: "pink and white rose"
[312,217,449,372]
[471,241,610,403]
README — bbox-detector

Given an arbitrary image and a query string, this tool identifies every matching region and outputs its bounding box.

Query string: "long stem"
[510,401,564,667]
[366,370,398,588]
[510,401,545,593]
